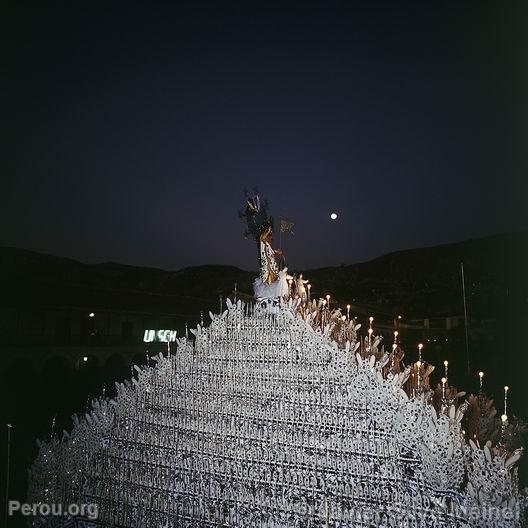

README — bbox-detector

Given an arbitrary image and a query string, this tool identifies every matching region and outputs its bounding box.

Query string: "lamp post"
[5,424,12,528]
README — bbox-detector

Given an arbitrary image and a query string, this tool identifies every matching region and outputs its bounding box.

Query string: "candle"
[441,377,447,399]
[418,343,423,363]
[346,304,350,321]
[416,361,422,390]
[443,360,449,381]
[307,283,311,302]
[504,386,509,418]
[478,371,484,394]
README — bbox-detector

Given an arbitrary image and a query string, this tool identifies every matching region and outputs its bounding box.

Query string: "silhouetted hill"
[303,231,528,317]
[1,231,527,318]
[0,247,254,314]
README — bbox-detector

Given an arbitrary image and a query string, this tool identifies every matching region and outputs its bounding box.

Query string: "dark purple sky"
[2,2,527,271]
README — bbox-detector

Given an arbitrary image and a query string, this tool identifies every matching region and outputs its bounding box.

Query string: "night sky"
[2,2,527,271]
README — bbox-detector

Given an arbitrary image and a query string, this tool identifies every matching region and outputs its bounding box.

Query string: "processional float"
[28,192,527,527]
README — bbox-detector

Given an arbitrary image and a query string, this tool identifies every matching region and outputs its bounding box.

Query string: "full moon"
[330,212,338,220]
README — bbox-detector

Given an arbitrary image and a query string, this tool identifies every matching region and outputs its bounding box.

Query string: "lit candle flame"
[416,361,422,390]
[368,316,374,349]
[478,371,484,394]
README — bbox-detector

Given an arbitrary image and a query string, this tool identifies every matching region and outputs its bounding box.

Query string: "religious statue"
[259,226,279,285]
[240,190,289,300]
[295,274,309,301]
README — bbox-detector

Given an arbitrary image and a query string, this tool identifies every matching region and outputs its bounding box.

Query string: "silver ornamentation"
[28,299,527,527]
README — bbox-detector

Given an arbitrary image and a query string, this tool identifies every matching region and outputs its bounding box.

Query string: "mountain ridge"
[2,229,527,273]
[1,231,526,318]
